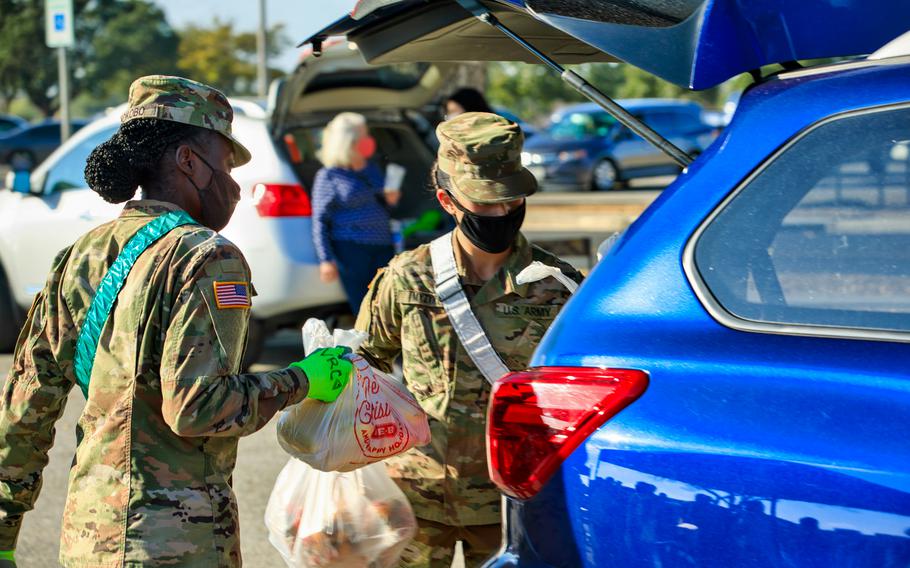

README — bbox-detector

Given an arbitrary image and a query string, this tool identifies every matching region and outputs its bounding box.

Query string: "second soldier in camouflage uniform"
[0,76,353,567]
[356,112,584,567]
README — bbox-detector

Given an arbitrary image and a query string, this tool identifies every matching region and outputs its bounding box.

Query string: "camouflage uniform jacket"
[0,200,308,567]
[355,232,583,526]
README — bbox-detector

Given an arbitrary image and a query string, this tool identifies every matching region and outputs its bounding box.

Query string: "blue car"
[308,1,910,566]
[523,100,716,191]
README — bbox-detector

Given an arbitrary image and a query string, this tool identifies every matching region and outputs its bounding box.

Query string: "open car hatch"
[301,0,910,166]
[304,0,910,89]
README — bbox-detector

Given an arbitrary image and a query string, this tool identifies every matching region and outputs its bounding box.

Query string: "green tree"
[79,1,180,107]
[177,20,289,96]
[0,0,178,117]
[487,61,733,123]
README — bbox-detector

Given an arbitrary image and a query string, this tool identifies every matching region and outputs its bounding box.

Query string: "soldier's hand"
[0,550,16,568]
[289,347,353,403]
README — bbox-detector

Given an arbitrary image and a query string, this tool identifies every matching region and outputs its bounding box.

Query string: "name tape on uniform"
[494,303,559,319]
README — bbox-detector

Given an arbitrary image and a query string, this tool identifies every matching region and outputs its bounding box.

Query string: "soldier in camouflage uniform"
[356,112,584,567]
[0,76,353,567]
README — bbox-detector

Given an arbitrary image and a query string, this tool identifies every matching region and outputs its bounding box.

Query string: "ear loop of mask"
[185,149,216,193]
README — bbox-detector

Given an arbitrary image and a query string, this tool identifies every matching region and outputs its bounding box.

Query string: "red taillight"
[253,183,312,217]
[487,367,648,500]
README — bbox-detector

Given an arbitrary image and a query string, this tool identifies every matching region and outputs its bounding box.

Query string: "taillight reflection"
[487,367,648,500]
[252,183,312,217]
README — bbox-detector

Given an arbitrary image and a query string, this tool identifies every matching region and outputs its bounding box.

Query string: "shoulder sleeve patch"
[213,281,252,309]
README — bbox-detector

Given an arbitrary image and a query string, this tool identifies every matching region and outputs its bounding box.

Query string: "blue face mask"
[446,191,526,253]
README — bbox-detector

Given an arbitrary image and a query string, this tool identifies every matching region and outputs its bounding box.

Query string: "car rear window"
[304,62,431,94]
[693,105,910,334]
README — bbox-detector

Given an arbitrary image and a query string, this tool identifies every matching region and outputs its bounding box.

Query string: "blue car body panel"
[531,0,910,89]
[486,61,910,567]
[304,1,910,88]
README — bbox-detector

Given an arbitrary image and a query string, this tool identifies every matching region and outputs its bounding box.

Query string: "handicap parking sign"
[45,0,74,48]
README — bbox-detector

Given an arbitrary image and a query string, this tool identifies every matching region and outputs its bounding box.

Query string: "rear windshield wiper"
[456,0,693,168]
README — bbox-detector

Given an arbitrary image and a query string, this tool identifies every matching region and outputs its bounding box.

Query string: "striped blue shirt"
[311,164,392,263]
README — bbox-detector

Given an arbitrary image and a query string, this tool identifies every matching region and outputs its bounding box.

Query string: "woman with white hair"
[312,112,401,312]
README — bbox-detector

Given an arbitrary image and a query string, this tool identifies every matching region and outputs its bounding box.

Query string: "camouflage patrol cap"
[121,75,252,166]
[436,112,537,204]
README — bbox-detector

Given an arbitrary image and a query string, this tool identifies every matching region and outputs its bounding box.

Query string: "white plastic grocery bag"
[516,260,579,293]
[277,319,431,472]
[266,459,417,568]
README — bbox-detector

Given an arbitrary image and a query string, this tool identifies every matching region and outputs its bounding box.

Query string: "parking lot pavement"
[0,332,466,567]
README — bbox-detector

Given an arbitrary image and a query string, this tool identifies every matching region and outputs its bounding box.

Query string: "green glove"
[290,347,353,403]
[0,550,15,568]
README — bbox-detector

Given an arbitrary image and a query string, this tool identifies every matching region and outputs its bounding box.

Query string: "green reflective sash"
[73,210,197,398]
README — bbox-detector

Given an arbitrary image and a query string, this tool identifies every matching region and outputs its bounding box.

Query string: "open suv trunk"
[271,40,458,245]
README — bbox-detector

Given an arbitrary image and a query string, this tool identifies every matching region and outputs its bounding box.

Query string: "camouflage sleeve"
[0,249,76,549]
[354,267,401,374]
[159,242,308,438]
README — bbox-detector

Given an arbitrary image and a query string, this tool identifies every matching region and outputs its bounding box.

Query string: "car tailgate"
[303,0,910,89]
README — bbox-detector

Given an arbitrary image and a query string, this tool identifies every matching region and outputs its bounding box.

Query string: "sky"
[155,0,353,72]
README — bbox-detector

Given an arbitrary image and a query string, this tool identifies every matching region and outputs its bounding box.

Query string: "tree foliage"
[176,19,289,96]
[0,0,178,117]
[487,61,746,123]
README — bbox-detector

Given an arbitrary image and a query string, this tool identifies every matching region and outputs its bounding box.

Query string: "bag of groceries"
[276,319,431,472]
[265,459,417,568]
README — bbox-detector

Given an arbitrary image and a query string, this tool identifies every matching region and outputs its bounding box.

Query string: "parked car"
[0,101,347,366]
[307,1,910,566]
[493,106,537,139]
[0,45,455,364]
[0,115,27,135]
[0,120,89,170]
[522,99,716,191]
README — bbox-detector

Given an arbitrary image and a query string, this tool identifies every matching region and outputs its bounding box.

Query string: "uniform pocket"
[397,291,452,401]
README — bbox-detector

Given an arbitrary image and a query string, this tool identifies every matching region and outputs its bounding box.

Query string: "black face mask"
[184,150,241,232]
[447,191,526,254]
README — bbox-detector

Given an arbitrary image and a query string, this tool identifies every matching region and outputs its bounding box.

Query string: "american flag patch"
[213,281,251,309]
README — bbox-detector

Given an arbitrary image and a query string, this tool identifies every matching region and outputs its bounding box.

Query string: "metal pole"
[464,4,692,168]
[257,0,268,98]
[58,46,70,143]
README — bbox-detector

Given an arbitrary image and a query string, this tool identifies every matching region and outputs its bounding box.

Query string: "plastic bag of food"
[266,459,417,568]
[277,319,431,472]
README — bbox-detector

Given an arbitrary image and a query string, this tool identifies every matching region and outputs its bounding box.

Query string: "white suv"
[0,101,347,364]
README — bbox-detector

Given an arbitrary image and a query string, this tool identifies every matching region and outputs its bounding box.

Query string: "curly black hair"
[84,118,213,204]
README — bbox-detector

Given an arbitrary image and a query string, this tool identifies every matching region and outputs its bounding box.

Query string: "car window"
[643,110,701,135]
[548,111,616,140]
[28,125,59,139]
[694,106,910,334]
[44,125,118,193]
[0,119,20,133]
[304,62,431,94]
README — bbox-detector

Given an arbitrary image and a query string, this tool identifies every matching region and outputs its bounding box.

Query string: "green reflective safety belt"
[73,210,198,398]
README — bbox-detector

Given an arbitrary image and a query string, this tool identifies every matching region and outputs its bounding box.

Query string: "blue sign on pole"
[45,0,74,48]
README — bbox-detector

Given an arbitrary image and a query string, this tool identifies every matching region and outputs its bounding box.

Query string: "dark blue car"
[523,99,716,191]
[308,0,910,566]
[0,120,88,170]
